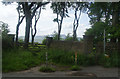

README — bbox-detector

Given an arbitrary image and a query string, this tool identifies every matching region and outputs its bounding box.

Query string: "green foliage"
[2,48,42,72]
[39,66,55,72]
[106,25,120,39]
[1,21,9,36]
[98,52,119,68]
[51,2,70,18]
[2,47,118,73]
[77,53,96,66]
[42,38,47,45]
[65,33,79,41]
[70,65,81,71]
[39,48,118,67]
[1,21,13,49]
[52,31,59,40]
[18,39,24,43]
[43,49,96,66]
[85,22,108,42]
[88,2,112,25]
[46,49,74,65]
[65,33,73,41]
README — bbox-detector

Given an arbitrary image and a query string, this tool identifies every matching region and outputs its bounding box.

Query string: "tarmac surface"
[2,66,119,78]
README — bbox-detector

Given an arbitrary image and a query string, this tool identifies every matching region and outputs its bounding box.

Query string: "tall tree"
[110,2,120,42]
[31,7,41,44]
[87,2,105,25]
[51,2,70,40]
[87,2,120,42]
[2,2,49,47]
[16,3,25,45]
[72,2,88,41]
[19,2,49,48]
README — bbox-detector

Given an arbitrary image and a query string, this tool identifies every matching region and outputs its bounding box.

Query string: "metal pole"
[104,29,105,53]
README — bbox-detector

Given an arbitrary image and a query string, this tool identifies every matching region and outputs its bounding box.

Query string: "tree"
[72,2,88,41]
[18,2,49,48]
[87,2,106,25]
[16,3,25,45]
[0,21,9,37]
[0,21,11,49]
[87,2,120,42]
[110,2,120,42]
[85,22,108,42]
[51,2,70,40]
[31,7,41,44]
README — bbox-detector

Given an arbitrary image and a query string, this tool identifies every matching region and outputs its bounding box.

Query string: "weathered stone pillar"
[46,37,53,48]
[83,35,94,54]
[8,34,15,43]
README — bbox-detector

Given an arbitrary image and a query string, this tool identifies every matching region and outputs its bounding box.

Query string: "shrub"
[70,65,81,71]
[98,52,119,68]
[18,39,24,43]
[42,38,47,45]
[39,66,55,72]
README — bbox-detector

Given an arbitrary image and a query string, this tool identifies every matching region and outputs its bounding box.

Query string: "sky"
[0,2,91,38]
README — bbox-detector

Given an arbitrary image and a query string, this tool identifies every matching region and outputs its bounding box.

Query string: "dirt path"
[2,65,119,77]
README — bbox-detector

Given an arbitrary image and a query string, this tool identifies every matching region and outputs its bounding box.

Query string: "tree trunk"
[111,3,119,43]
[58,15,64,40]
[16,16,24,45]
[73,30,77,41]
[73,7,81,41]
[32,35,34,44]
[16,23,20,44]
[24,13,32,48]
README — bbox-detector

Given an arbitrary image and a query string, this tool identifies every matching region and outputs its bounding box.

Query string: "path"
[2,66,119,78]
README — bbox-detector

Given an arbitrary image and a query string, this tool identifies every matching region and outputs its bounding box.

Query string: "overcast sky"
[0,2,91,38]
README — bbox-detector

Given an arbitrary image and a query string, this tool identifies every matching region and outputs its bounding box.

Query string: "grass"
[39,66,55,72]
[37,48,119,68]
[2,48,42,72]
[46,49,75,65]
[70,65,82,71]
[98,52,119,68]
[3,46,119,73]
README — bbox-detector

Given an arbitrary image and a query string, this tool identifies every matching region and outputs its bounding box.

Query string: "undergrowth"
[2,48,41,72]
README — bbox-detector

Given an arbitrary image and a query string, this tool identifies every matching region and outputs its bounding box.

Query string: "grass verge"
[39,66,55,72]
[2,48,41,72]
[70,65,82,71]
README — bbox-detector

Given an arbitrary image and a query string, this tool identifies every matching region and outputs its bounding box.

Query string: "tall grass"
[3,47,119,73]
[98,52,119,67]
[41,48,119,67]
[2,48,41,72]
[38,48,97,66]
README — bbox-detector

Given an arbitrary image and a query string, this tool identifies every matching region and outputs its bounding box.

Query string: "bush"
[98,52,119,68]
[65,33,73,41]
[39,66,55,72]
[64,33,78,41]
[70,65,81,71]
[18,39,24,43]
[42,38,47,45]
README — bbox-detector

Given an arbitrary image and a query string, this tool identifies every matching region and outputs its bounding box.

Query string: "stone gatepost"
[8,34,15,43]
[46,37,53,48]
[83,35,94,54]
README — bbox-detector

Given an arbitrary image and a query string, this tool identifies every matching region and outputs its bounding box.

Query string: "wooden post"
[75,52,77,65]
